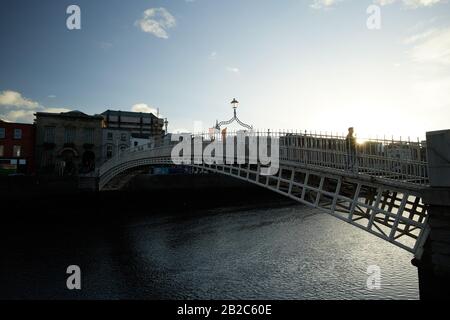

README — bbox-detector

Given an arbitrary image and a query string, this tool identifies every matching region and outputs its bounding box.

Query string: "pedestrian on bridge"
[346,127,357,172]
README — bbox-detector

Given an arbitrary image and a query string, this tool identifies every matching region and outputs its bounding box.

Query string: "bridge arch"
[99,146,429,258]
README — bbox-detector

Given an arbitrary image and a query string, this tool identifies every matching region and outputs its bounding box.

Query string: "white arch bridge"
[97,131,430,258]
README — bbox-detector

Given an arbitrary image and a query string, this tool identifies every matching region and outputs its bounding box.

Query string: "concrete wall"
[426,130,450,187]
[415,129,450,299]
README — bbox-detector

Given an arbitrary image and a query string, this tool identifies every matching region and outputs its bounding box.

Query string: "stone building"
[35,111,103,175]
[101,128,131,164]
[101,110,165,139]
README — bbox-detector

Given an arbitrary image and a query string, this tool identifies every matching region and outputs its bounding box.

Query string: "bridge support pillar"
[413,188,450,300]
[412,130,450,300]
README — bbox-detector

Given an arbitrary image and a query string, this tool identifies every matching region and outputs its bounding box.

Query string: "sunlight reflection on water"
[124,205,419,300]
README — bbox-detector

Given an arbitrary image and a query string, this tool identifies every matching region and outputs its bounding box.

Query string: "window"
[42,152,55,168]
[64,127,76,144]
[13,129,22,139]
[107,132,113,140]
[0,128,5,139]
[106,145,113,159]
[0,145,3,157]
[44,126,56,143]
[121,133,127,142]
[13,145,21,157]
[84,128,95,144]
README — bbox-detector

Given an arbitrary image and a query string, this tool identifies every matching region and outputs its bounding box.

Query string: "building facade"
[35,111,103,175]
[102,128,131,164]
[0,120,35,175]
[101,110,165,139]
[131,137,150,147]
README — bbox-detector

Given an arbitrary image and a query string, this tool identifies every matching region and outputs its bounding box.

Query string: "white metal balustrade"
[100,130,429,188]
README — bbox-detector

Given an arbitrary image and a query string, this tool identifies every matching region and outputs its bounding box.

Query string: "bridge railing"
[277,131,428,185]
[99,130,429,187]
[99,143,173,176]
[193,130,429,186]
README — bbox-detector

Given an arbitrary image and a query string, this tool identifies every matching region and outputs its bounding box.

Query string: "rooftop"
[36,110,103,119]
[0,119,34,126]
[101,109,162,119]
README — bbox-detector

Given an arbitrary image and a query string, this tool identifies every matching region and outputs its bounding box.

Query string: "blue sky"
[0,0,449,139]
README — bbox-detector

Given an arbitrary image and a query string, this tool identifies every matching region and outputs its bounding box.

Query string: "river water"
[0,198,418,300]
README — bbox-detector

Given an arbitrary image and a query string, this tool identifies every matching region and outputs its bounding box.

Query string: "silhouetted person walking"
[346,127,357,172]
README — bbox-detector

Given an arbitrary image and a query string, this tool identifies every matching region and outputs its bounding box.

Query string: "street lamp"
[164,118,168,134]
[231,98,239,117]
[213,98,252,131]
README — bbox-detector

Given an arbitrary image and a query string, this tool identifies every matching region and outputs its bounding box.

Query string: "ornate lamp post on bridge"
[231,98,239,118]
[213,98,253,131]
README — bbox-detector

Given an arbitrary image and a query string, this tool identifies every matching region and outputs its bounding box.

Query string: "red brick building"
[0,119,35,175]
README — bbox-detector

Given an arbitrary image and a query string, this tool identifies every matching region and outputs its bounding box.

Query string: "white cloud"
[375,0,447,8]
[44,107,71,113]
[209,51,217,60]
[403,0,445,7]
[98,41,113,50]
[401,26,450,119]
[226,66,240,74]
[0,107,71,123]
[409,17,438,32]
[131,103,159,115]
[0,90,71,123]
[404,28,437,44]
[0,90,39,109]
[310,0,342,9]
[376,0,397,5]
[135,8,176,39]
[407,27,450,65]
[311,0,447,8]
[0,110,35,123]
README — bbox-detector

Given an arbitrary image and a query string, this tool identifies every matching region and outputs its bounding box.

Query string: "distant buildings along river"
[0,109,166,177]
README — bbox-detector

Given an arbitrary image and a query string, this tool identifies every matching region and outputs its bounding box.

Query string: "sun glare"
[356,138,368,145]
